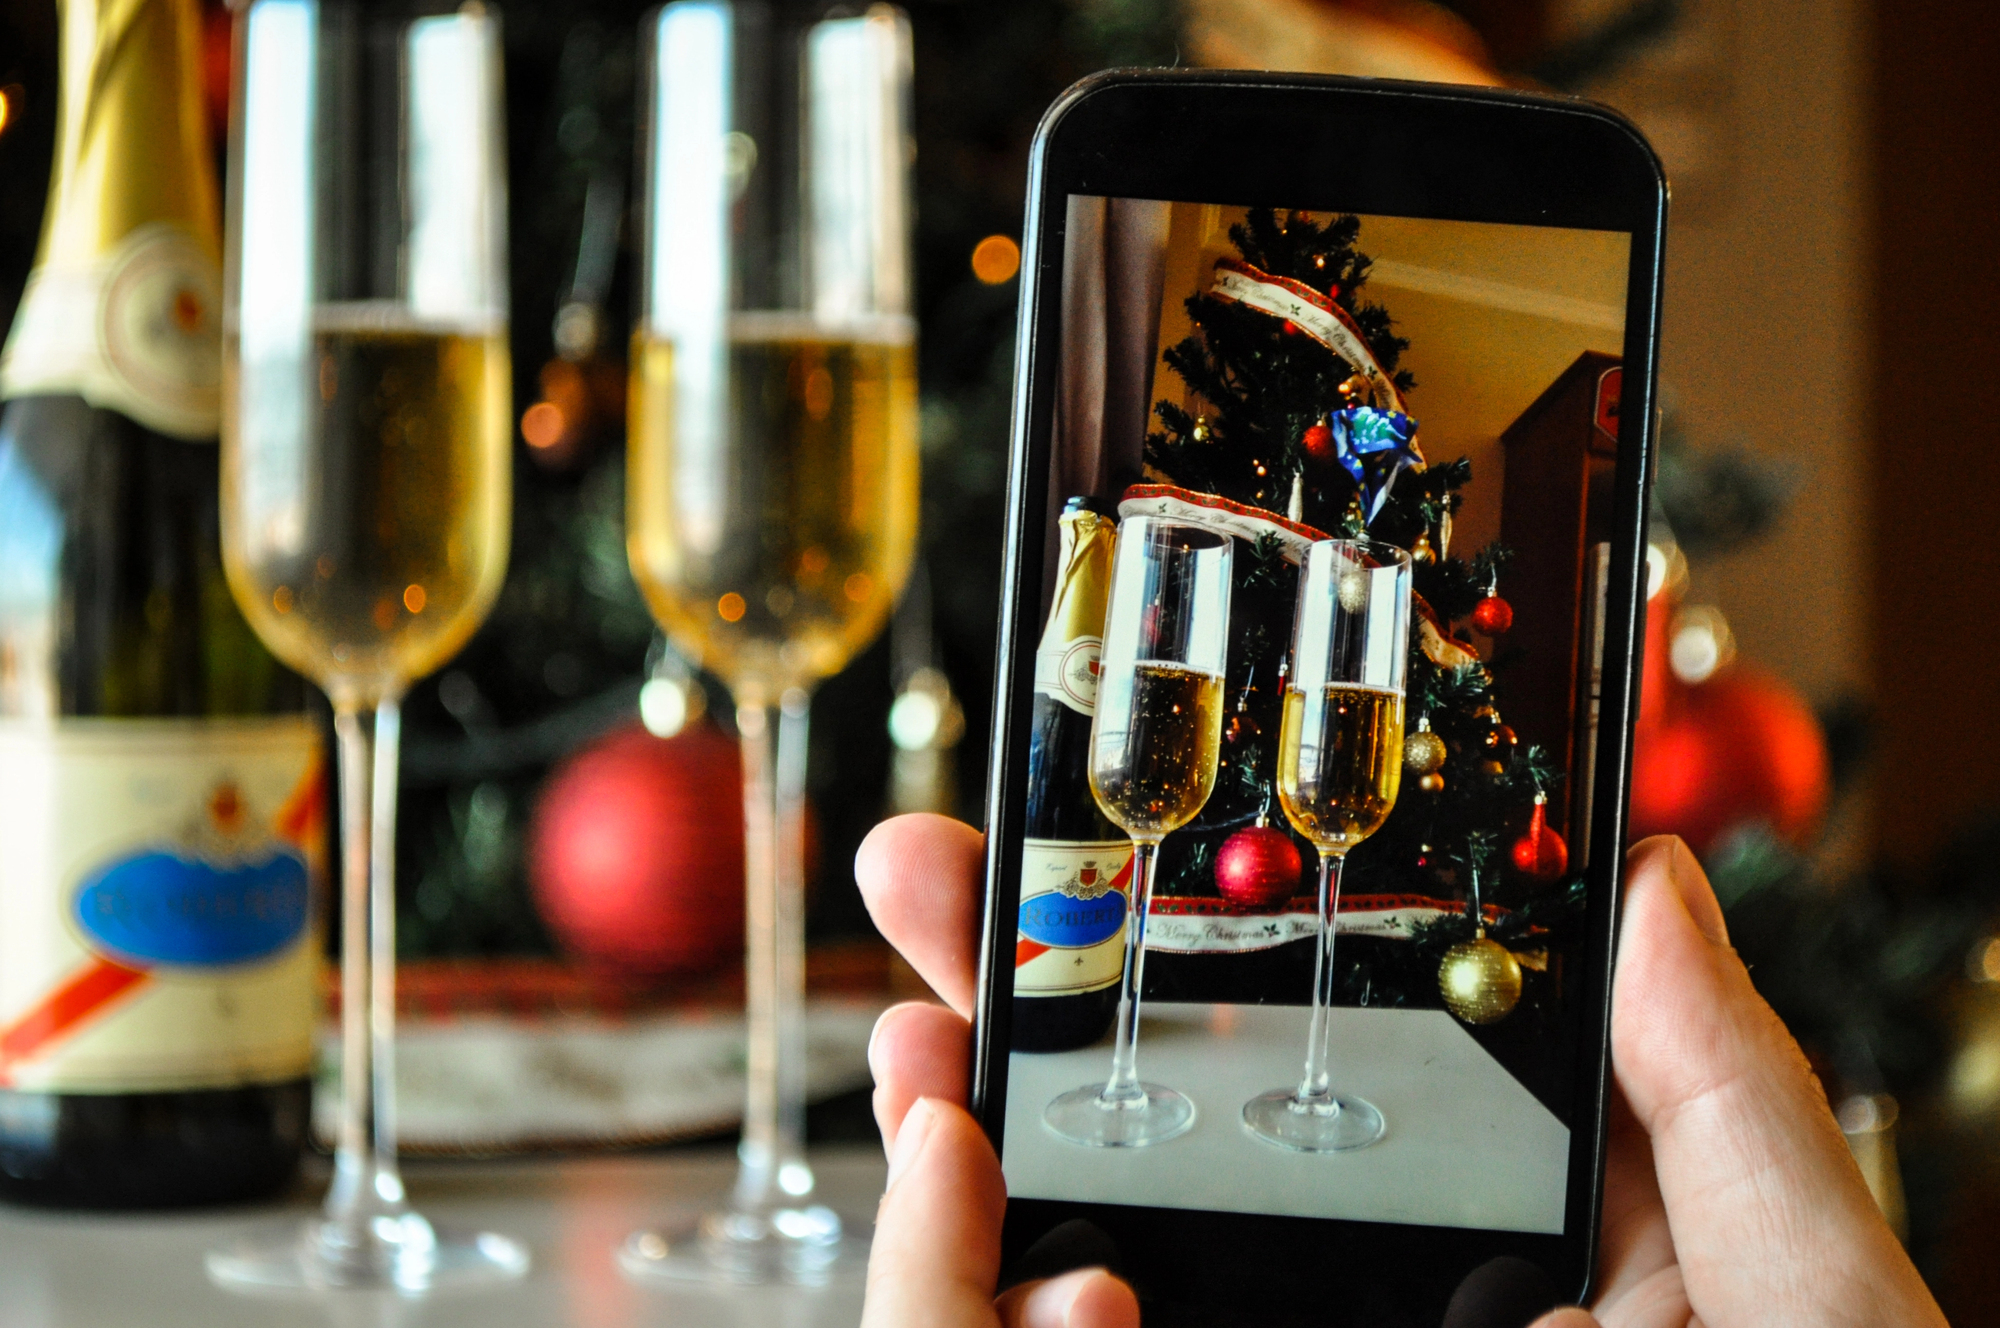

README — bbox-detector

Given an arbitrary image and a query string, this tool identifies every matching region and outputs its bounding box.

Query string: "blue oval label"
[1018,889,1127,949]
[73,848,310,968]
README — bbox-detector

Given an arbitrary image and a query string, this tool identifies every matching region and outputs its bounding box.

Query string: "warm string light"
[521,400,565,449]
[970,234,1020,284]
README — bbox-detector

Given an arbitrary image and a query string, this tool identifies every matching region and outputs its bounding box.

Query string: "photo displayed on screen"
[1006,199,1631,1235]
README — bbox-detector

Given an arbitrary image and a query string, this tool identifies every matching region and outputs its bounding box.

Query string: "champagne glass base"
[1242,1089,1386,1153]
[206,1213,530,1293]
[1044,1082,1195,1148]
[618,1206,869,1288]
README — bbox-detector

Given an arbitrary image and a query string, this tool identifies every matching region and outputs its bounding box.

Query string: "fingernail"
[1529,1311,1600,1328]
[1531,1309,1601,1328]
[1019,1269,1098,1328]
[866,1011,888,1079]
[886,1096,937,1189]
[1666,837,1729,947]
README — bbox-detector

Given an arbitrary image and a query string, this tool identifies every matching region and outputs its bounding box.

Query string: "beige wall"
[1573,0,1872,861]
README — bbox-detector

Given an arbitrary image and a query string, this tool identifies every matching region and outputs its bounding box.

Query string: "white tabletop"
[0,1148,887,1328]
[1002,1003,1570,1234]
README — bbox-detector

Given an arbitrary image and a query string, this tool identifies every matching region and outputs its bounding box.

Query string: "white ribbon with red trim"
[1144,893,1509,955]
[1208,258,1407,415]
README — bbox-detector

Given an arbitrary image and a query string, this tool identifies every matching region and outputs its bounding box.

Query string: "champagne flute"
[206,0,522,1290]
[1043,517,1231,1148]
[619,1,918,1286]
[1244,539,1411,1153]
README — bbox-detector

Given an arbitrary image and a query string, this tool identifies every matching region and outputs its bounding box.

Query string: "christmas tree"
[1141,208,1584,1026]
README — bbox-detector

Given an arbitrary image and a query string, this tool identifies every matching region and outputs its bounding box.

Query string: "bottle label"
[0,717,324,1093]
[0,222,222,440]
[1015,838,1133,997]
[1032,636,1102,716]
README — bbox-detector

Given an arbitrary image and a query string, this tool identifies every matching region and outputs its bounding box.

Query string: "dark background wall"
[1870,0,2000,871]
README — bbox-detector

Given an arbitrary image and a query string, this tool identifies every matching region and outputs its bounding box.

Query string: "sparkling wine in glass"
[1243,539,1411,1153]
[205,0,523,1290]
[618,1,917,1287]
[1043,517,1231,1148]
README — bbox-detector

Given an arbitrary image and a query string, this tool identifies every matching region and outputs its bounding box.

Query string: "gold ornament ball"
[1418,771,1446,794]
[1479,757,1506,778]
[1192,416,1210,443]
[1438,937,1523,1024]
[1411,533,1436,564]
[1404,729,1447,775]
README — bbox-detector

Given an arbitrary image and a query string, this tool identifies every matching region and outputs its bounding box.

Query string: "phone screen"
[1000,197,1633,1237]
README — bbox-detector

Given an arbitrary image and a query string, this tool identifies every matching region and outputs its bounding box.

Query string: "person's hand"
[855,814,1139,1328]
[1530,836,1946,1328]
[855,816,1947,1328]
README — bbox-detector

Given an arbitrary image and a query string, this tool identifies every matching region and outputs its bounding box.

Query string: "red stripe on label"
[274,751,328,845]
[0,958,151,1083]
[1016,939,1051,967]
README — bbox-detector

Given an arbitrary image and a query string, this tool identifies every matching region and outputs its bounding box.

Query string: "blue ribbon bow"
[1331,406,1424,523]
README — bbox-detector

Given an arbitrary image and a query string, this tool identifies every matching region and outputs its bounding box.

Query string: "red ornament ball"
[1471,594,1514,635]
[1301,421,1335,462]
[529,721,745,976]
[1627,664,1829,857]
[1511,796,1569,882]
[1215,823,1303,909]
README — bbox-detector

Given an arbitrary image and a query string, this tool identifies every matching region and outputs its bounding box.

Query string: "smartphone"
[973,71,1665,1326]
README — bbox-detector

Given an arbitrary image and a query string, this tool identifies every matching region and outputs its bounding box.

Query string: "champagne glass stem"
[370,700,404,1197]
[325,704,407,1252]
[1101,839,1161,1106]
[1296,852,1345,1107]
[775,688,813,1197]
[732,694,815,1213]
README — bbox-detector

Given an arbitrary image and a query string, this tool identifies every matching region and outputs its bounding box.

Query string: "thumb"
[1611,837,1944,1326]
[862,1097,1008,1328]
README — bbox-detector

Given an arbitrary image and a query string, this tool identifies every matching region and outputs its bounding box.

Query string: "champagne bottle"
[1012,498,1132,1052]
[0,0,320,1208]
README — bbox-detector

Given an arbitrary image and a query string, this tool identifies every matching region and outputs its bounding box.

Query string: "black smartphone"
[972,71,1665,1326]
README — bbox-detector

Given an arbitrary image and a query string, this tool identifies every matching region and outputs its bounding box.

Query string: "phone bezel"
[971,69,1666,1321]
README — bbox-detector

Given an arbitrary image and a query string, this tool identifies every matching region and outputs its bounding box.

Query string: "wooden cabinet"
[1497,350,1623,848]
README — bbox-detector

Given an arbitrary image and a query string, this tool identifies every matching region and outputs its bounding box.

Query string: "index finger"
[856,813,986,1016]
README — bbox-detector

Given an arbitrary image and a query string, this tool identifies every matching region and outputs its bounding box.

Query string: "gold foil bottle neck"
[40,0,219,271]
[0,0,223,436]
[1040,507,1115,653]
[1033,504,1116,716]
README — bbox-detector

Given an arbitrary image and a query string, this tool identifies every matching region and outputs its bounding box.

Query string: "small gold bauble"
[1191,416,1210,443]
[1439,936,1523,1024]
[1418,771,1446,794]
[1404,729,1446,776]
[1484,723,1517,749]
[1479,757,1506,778]
[1411,533,1436,565]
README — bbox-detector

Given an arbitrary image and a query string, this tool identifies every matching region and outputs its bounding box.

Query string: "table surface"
[1002,1002,1571,1234]
[0,1148,888,1328]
